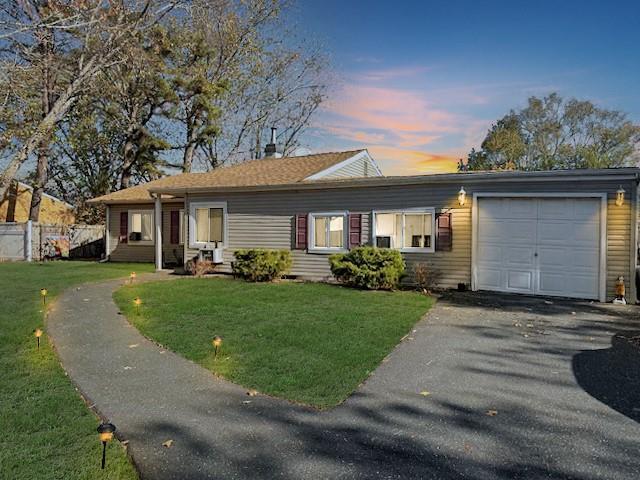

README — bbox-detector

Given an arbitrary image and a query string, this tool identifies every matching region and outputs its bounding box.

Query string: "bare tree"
[0,0,184,201]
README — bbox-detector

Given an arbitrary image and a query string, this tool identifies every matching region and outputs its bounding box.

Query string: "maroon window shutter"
[348,213,362,248]
[436,213,452,251]
[170,211,179,244]
[119,211,128,244]
[294,214,308,249]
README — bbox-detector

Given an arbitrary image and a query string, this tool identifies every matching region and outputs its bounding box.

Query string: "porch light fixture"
[34,328,43,349]
[616,186,625,206]
[133,297,141,315]
[458,187,467,206]
[97,422,116,469]
[40,288,47,305]
[212,336,223,358]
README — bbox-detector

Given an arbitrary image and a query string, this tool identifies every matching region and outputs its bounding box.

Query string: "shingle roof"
[89,150,366,203]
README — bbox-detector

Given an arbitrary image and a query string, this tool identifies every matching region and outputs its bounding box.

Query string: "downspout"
[154,194,163,271]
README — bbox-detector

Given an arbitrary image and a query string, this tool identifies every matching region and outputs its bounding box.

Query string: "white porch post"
[154,195,162,271]
[105,206,110,260]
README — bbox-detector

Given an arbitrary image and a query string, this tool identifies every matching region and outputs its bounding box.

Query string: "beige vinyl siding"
[321,156,380,179]
[108,202,183,264]
[183,177,635,301]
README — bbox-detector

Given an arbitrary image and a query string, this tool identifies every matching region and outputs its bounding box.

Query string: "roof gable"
[89,149,369,204]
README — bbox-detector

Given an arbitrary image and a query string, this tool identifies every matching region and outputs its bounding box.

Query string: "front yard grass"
[114,277,433,408]
[0,261,153,480]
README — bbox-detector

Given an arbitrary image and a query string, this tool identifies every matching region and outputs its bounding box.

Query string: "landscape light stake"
[34,328,43,349]
[130,272,136,284]
[40,288,47,305]
[97,423,116,469]
[212,336,223,358]
[133,297,141,315]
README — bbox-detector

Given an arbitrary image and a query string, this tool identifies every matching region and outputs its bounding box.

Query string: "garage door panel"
[476,197,601,300]
[505,247,535,266]
[477,268,502,288]
[537,221,568,243]
[507,270,533,291]
[477,244,503,263]
[538,199,572,219]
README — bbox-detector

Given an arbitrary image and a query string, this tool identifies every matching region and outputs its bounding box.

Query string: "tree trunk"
[120,136,136,189]
[29,147,49,222]
[29,26,53,223]
[182,119,198,173]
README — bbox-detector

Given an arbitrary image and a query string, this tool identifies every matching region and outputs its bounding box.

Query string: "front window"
[310,213,346,250]
[189,202,226,248]
[195,207,223,243]
[129,210,153,244]
[374,209,434,252]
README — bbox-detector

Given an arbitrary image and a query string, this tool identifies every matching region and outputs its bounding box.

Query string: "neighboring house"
[0,181,75,225]
[89,142,640,302]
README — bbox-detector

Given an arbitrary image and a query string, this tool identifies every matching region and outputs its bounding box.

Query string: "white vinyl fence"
[0,222,105,262]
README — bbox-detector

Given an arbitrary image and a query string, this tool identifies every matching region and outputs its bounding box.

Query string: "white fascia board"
[304,150,383,180]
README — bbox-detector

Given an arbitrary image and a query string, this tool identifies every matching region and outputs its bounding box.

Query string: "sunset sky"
[296,0,640,175]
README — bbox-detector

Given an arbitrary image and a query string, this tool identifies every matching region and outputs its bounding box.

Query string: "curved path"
[48,274,640,480]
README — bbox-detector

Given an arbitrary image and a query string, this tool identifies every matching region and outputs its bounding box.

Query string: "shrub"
[186,258,216,277]
[232,249,292,282]
[412,261,441,294]
[329,246,405,290]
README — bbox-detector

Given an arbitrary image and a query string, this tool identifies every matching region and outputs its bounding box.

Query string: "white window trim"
[188,201,228,250]
[178,209,184,245]
[128,209,154,246]
[308,211,349,253]
[372,207,436,253]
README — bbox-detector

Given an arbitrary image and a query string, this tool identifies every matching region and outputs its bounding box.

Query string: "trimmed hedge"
[329,246,405,290]
[232,249,292,282]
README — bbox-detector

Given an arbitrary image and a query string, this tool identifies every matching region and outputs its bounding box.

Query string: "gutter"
[149,168,640,196]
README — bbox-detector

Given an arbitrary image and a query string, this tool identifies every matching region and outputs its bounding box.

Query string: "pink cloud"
[327,84,458,135]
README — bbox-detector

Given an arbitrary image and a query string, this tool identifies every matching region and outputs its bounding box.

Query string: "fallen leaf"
[526,323,533,328]
[419,391,431,397]
[485,410,498,416]
[246,389,258,396]
[242,400,252,404]
[162,439,173,448]
[122,440,129,446]
[128,344,139,348]
[464,442,473,453]
[123,366,133,370]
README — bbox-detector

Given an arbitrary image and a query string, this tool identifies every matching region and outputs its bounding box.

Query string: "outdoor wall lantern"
[212,336,223,358]
[97,422,116,469]
[458,187,467,206]
[40,288,48,305]
[616,186,625,206]
[34,328,43,349]
[133,297,142,315]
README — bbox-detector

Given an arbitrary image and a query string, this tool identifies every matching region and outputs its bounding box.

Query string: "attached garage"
[473,194,607,301]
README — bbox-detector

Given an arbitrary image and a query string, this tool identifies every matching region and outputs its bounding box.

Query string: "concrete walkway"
[48,275,640,479]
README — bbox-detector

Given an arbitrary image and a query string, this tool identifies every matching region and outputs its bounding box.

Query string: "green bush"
[329,246,406,290]
[232,249,292,282]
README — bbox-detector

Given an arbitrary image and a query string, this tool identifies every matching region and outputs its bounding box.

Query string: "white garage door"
[475,197,602,300]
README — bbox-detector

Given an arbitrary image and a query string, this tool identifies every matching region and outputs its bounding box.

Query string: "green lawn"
[0,261,154,480]
[114,278,433,408]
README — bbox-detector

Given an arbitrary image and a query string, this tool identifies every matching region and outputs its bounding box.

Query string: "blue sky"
[294,0,640,174]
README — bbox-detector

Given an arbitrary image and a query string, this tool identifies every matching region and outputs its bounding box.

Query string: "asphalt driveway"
[48,278,640,479]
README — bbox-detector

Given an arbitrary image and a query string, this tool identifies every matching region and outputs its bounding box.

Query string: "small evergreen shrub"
[232,249,292,282]
[329,246,405,290]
